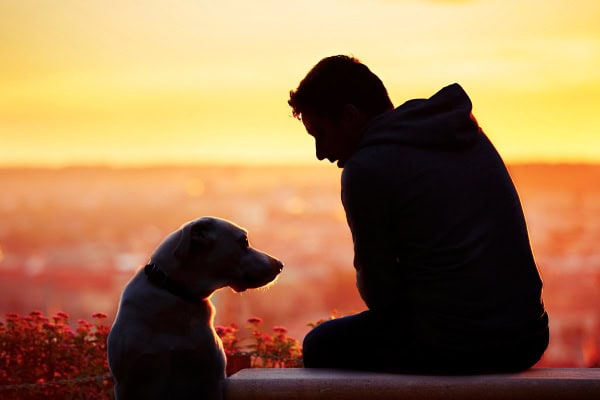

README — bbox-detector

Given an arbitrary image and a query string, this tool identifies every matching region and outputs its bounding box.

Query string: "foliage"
[0,311,307,399]
[0,311,112,400]
[216,317,303,368]
[306,309,341,329]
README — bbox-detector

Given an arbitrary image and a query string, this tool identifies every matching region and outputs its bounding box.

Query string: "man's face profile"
[301,110,357,168]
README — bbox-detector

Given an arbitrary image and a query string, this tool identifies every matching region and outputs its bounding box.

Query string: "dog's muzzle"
[231,258,283,292]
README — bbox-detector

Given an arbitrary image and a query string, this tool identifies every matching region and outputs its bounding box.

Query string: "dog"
[107,216,283,400]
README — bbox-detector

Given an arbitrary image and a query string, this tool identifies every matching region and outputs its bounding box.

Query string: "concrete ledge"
[224,368,600,400]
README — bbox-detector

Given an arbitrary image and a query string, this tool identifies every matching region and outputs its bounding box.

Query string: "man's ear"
[340,104,367,132]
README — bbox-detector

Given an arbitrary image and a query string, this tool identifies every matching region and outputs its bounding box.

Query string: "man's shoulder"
[343,141,423,183]
[341,146,410,195]
[345,144,399,172]
[341,152,380,184]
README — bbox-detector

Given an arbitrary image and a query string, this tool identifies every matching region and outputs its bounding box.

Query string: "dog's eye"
[238,236,250,250]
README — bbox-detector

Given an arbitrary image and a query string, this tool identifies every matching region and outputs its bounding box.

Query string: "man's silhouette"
[289,55,549,374]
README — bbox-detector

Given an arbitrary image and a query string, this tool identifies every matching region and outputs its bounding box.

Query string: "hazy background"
[0,164,599,368]
[1,0,599,369]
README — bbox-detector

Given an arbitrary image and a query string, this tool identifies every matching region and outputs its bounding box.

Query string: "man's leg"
[302,310,420,372]
[302,309,551,374]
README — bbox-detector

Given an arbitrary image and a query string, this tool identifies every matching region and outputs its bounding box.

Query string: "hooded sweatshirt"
[341,83,548,353]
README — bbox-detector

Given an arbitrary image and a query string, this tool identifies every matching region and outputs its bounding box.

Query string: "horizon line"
[0,160,599,170]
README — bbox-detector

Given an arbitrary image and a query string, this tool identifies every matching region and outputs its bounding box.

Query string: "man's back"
[341,84,548,362]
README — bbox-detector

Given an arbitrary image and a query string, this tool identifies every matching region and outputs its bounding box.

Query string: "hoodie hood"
[358,83,481,151]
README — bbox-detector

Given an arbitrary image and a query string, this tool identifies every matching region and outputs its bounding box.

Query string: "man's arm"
[341,160,399,310]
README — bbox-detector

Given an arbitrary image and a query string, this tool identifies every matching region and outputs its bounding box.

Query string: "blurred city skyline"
[0,163,599,368]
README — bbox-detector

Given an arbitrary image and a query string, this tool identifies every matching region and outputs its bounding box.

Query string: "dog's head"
[149,217,283,298]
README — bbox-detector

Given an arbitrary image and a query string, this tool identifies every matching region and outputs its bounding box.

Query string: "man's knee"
[302,319,349,368]
[302,325,324,367]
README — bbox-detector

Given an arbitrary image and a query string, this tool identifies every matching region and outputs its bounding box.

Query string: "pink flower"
[272,326,288,334]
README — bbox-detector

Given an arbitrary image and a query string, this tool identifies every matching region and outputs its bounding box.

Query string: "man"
[288,55,549,374]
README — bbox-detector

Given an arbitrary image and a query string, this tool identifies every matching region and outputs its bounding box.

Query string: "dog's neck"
[144,263,207,303]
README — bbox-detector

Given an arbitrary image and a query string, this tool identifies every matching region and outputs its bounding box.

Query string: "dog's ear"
[173,218,215,261]
[188,218,216,249]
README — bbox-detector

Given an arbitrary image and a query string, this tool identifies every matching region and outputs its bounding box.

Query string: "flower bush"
[0,311,307,399]
[216,317,303,369]
[0,310,112,400]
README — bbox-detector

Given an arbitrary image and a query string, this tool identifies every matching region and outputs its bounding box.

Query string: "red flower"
[92,312,108,319]
[215,325,227,336]
[247,317,263,325]
[1,310,114,397]
[272,326,288,334]
[5,312,19,321]
[55,311,69,319]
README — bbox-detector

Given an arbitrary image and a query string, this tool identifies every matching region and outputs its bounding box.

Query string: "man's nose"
[315,144,327,161]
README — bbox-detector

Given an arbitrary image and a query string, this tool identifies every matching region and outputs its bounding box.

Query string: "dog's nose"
[272,259,284,272]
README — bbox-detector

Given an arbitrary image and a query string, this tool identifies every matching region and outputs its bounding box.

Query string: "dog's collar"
[144,263,201,303]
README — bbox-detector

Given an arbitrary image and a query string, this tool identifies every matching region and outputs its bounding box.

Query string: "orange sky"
[1,0,599,166]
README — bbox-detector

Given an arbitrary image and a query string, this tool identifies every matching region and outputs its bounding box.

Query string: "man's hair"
[288,55,393,121]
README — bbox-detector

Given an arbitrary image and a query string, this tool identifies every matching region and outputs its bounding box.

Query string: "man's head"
[288,55,393,167]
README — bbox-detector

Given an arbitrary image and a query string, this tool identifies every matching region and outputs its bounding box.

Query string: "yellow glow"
[1,0,599,166]
[186,178,206,197]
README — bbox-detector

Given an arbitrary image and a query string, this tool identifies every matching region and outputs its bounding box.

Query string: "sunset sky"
[1,0,599,166]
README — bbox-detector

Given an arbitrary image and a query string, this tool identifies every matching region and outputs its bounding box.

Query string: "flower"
[272,326,288,334]
[215,325,227,336]
[52,311,70,325]
[247,317,263,325]
[55,311,69,319]
[307,310,341,328]
[0,310,113,398]
[0,310,314,398]
[215,323,241,355]
[92,312,108,319]
[5,312,19,321]
[245,320,302,368]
